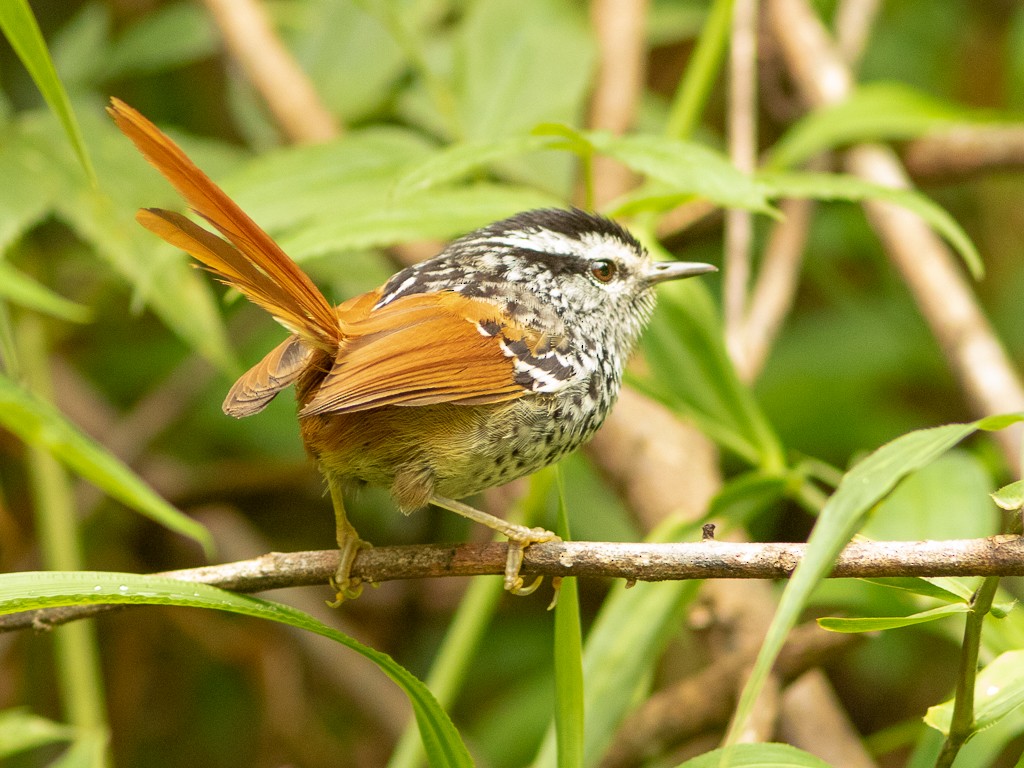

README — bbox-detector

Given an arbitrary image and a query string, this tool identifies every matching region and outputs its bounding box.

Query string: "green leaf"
[992,479,1024,511]
[0,571,473,768]
[104,2,218,77]
[0,0,95,182]
[860,577,975,603]
[757,171,983,279]
[0,131,55,255]
[291,0,407,123]
[454,0,595,194]
[280,184,562,260]
[725,416,1024,745]
[13,107,237,371]
[0,708,74,759]
[865,451,998,541]
[394,134,555,195]
[636,255,785,471]
[767,81,1002,171]
[0,373,213,555]
[590,132,776,215]
[818,603,969,633]
[553,472,583,768]
[531,518,703,768]
[0,261,90,322]
[926,650,1024,736]
[673,743,833,767]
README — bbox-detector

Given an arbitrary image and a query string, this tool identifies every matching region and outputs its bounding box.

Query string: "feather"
[109,98,339,348]
[301,292,534,416]
[223,334,314,417]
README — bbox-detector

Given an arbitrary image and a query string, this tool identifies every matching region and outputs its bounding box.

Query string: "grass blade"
[0,0,95,183]
[0,571,474,768]
[0,372,213,555]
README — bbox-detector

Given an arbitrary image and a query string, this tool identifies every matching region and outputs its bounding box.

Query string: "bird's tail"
[108,98,340,351]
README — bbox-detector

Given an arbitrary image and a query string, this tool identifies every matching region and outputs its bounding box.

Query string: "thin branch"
[6,535,1024,634]
[904,126,1024,183]
[767,0,1024,467]
[201,0,339,143]
[723,0,758,370]
[589,0,650,206]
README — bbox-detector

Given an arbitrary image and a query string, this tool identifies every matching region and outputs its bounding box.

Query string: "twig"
[767,0,1024,467]
[201,0,338,143]
[833,0,881,66]
[723,0,758,370]
[904,126,1024,183]
[6,535,1024,634]
[600,622,859,767]
[779,670,879,768]
[589,0,650,206]
[737,190,813,382]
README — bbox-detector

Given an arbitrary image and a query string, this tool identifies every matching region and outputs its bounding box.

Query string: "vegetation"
[2,1,1024,766]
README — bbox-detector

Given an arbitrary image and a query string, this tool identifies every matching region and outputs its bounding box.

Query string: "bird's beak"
[643,260,717,285]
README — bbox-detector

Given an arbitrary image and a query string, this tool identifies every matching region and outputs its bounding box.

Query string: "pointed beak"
[643,260,717,286]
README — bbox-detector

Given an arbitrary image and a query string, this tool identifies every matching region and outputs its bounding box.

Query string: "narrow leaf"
[675,743,832,767]
[0,571,473,768]
[553,472,583,768]
[0,708,74,759]
[0,261,90,322]
[530,518,703,767]
[394,134,554,195]
[926,650,1024,735]
[992,480,1024,511]
[0,373,213,555]
[0,0,95,182]
[725,416,1024,745]
[767,81,1002,171]
[758,170,983,278]
[818,603,969,633]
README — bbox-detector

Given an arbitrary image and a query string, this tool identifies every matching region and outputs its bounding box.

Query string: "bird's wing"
[300,291,573,416]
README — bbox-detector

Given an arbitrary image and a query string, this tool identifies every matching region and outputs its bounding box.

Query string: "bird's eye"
[591,260,617,283]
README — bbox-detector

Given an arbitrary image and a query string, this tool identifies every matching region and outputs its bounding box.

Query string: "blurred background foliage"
[2,0,1024,766]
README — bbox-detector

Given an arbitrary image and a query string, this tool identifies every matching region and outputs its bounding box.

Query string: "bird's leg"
[326,474,371,606]
[430,495,559,595]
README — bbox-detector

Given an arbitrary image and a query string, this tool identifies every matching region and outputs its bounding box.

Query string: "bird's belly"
[299,395,600,510]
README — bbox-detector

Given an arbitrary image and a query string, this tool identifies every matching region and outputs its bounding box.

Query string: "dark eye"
[590,260,617,283]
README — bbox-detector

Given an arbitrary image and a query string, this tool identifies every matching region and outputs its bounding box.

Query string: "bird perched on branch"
[109,98,715,604]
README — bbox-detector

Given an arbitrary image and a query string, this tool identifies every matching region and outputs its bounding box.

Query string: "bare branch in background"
[904,126,1024,183]
[589,0,650,206]
[723,0,759,370]
[201,0,338,142]
[768,0,1024,467]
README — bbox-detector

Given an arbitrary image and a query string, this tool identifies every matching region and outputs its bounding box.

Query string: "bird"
[108,98,716,603]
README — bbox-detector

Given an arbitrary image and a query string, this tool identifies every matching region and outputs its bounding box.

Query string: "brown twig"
[904,126,1024,183]
[767,0,1024,467]
[600,621,859,767]
[6,535,1024,634]
[201,0,338,143]
[589,0,650,206]
[723,0,759,370]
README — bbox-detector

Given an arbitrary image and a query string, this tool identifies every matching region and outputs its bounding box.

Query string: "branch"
[201,0,339,142]
[767,0,1024,467]
[6,535,1024,633]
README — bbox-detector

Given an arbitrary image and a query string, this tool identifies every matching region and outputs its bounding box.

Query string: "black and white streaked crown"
[376,208,649,308]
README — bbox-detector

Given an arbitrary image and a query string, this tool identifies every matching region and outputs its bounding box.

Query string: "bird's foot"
[503,526,560,596]
[327,536,372,607]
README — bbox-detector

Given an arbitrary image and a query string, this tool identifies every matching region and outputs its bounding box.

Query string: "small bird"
[108,98,716,603]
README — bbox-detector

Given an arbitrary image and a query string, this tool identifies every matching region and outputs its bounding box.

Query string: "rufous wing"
[299,292,564,416]
[109,98,339,349]
[224,334,314,418]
